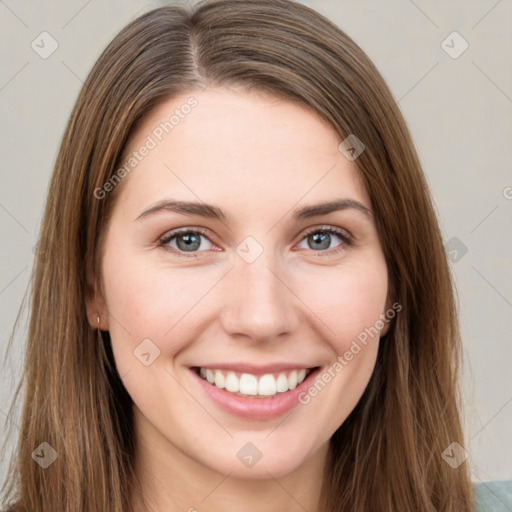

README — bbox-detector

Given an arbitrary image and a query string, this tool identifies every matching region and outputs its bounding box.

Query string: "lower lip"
[190,367,321,421]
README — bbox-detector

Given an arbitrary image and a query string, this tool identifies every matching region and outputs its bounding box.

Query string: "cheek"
[292,260,388,431]
[292,258,388,352]
[279,257,388,430]
[100,249,221,373]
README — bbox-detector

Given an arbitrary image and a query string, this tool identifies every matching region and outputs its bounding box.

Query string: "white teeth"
[225,372,239,392]
[258,374,277,396]
[214,370,225,389]
[239,374,258,395]
[288,370,298,390]
[197,367,311,397]
[276,373,289,392]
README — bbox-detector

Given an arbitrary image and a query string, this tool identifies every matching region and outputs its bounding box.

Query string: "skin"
[87,87,390,512]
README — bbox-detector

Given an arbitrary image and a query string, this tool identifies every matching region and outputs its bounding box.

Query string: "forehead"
[115,87,370,217]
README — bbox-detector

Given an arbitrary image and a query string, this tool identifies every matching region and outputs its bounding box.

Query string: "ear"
[85,253,109,330]
[379,291,395,337]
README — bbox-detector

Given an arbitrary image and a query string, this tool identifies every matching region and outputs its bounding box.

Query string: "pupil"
[309,232,330,250]
[177,233,200,251]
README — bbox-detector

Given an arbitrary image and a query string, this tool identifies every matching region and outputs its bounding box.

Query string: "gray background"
[1,0,511,487]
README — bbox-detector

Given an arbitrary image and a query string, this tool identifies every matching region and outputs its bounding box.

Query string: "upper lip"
[191,363,319,376]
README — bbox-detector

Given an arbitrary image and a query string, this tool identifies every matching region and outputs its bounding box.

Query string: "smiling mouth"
[192,366,319,398]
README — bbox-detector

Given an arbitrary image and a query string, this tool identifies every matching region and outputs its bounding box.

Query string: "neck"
[130,410,330,512]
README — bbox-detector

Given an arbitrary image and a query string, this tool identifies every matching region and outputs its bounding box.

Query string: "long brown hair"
[1,0,473,510]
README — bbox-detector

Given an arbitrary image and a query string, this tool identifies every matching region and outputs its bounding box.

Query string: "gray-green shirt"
[473,480,512,511]
[2,480,511,510]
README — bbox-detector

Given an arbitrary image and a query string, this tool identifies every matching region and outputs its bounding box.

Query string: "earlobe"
[380,316,390,336]
[86,301,108,330]
[379,292,395,337]
[85,255,109,330]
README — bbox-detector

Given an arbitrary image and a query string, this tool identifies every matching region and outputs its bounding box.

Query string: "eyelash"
[158,226,353,258]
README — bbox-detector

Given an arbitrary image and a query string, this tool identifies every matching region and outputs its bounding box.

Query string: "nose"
[219,252,299,343]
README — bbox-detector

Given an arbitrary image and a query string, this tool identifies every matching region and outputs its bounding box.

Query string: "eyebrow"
[293,199,372,221]
[135,198,373,222]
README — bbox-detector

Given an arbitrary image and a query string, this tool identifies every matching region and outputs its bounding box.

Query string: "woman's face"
[91,87,389,479]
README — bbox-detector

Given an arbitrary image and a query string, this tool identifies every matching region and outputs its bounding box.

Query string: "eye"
[158,226,352,257]
[159,228,216,255]
[296,226,352,254]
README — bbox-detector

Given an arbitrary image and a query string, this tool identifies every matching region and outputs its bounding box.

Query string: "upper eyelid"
[301,225,351,238]
[159,225,351,249]
[159,227,213,245]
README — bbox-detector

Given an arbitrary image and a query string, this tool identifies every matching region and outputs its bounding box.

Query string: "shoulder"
[473,480,512,511]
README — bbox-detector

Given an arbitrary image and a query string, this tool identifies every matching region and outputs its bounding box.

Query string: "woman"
[1,0,506,510]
